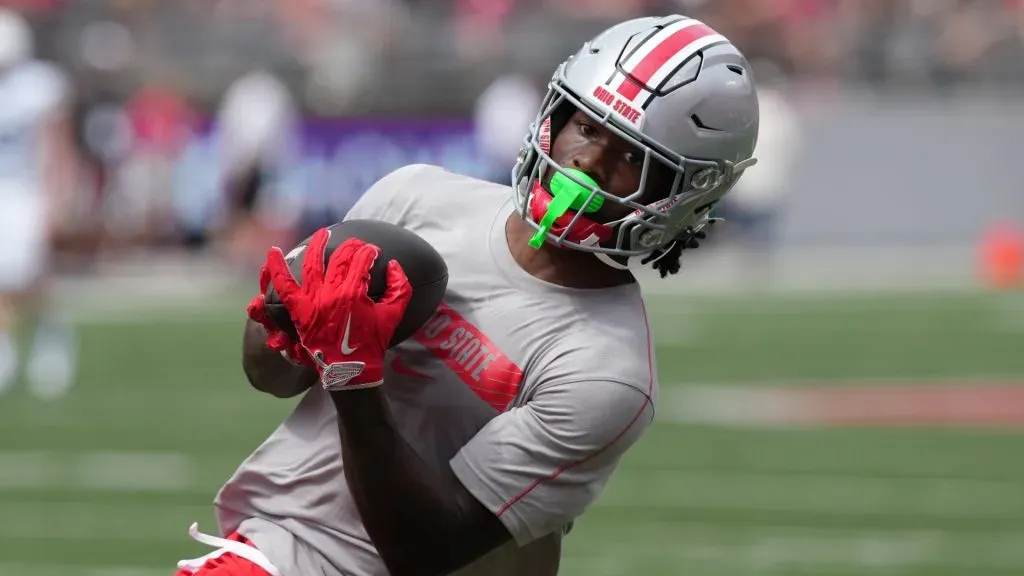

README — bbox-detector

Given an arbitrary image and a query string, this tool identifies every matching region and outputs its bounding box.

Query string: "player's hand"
[246,265,312,367]
[264,229,412,391]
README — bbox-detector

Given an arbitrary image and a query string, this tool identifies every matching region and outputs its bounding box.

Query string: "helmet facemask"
[512,65,755,266]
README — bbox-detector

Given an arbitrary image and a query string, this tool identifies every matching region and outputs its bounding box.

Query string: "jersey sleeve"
[449,379,654,546]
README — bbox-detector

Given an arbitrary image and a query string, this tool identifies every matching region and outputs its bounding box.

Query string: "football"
[264,219,449,348]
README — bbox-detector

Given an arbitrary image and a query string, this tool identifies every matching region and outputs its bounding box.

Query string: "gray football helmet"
[512,15,760,268]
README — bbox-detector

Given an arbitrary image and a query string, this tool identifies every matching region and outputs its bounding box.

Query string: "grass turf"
[0,290,1022,575]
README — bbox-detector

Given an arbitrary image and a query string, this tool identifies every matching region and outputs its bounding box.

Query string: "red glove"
[246,263,312,366]
[263,228,413,391]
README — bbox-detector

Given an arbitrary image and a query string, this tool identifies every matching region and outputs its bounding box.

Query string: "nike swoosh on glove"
[247,262,312,367]
[263,228,412,391]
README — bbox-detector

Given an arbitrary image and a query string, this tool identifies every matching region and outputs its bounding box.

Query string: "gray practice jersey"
[214,164,659,575]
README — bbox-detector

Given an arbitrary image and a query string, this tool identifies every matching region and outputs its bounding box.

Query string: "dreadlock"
[641,228,708,278]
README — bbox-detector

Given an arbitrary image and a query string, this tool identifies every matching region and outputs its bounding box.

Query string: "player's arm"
[330,389,509,576]
[331,378,653,576]
[241,319,317,398]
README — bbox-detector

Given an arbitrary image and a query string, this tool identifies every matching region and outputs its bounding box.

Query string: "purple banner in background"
[296,118,491,210]
[172,117,496,229]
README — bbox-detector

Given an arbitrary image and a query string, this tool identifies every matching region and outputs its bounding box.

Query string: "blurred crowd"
[19,0,1024,116]
[0,0,1019,270]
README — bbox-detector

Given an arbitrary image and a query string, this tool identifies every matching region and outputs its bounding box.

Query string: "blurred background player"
[473,73,542,185]
[715,59,801,284]
[213,69,302,270]
[0,9,79,399]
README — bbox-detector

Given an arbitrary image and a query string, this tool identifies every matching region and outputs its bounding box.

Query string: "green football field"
[1,289,1023,576]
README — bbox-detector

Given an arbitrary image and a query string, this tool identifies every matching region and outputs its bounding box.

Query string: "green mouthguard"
[529,169,604,249]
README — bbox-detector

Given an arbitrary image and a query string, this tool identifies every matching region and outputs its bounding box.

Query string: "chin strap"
[593,243,680,271]
[594,252,651,270]
[594,219,719,272]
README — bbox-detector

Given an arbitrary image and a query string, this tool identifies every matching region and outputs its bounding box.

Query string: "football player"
[177,15,758,576]
[0,9,79,399]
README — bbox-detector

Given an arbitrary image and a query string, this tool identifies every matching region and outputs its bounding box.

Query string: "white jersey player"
[176,15,760,576]
[0,9,78,398]
[474,74,542,185]
[214,70,301,265]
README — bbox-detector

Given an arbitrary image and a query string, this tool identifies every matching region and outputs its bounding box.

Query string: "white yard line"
[600,468,1024,519]
[0,450,196,492]
[0,500,207,541]
[0,565,169,576]
[659,377,1024,429]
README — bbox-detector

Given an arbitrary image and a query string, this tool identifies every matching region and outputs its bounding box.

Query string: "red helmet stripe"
[616,22,718,101]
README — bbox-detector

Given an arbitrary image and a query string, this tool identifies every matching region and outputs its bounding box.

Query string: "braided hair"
[641,225,712,278]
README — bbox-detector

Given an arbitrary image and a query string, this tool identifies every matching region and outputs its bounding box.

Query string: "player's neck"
[505,213,636,289]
